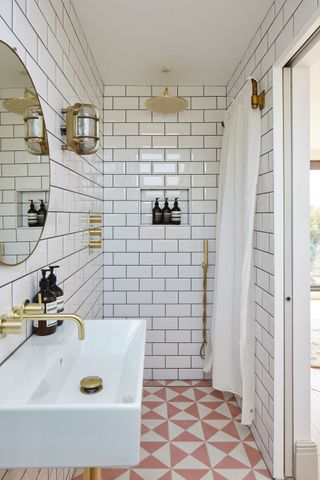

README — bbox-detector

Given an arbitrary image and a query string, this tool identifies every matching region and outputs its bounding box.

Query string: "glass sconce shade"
[62,103,100,155]
[24,105,49,155]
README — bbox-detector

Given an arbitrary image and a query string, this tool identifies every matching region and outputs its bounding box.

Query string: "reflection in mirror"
[0,41,50,266]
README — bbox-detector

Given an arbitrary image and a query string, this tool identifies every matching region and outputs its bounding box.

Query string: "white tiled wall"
[227,0,320,473]
[104,85,225,380]
[0,1,104,479]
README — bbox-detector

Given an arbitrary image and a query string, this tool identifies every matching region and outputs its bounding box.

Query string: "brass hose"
[200,240,208,359]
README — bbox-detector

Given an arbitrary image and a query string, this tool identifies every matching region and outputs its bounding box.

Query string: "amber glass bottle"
[33,269,57,336]
[162,198,172,224]
[48,265,64,326]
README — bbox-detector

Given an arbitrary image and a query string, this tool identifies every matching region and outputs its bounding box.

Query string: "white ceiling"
[73,0,274,86]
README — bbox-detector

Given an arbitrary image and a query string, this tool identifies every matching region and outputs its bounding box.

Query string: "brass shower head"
[145,87,188,114]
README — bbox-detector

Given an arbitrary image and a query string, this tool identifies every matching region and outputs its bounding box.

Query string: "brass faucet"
[0,300,85,340]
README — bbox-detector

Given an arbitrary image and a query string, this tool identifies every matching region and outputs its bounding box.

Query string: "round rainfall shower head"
[145,87,188,114]
[2,88,39,115]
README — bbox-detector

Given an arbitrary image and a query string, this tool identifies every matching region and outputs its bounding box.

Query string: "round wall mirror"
[0,41,50,266]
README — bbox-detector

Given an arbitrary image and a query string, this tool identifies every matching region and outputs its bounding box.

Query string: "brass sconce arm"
[0,301,85,340]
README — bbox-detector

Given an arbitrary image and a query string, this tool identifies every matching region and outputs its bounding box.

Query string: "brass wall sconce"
[61,103,99,155]
[24,105,49,155]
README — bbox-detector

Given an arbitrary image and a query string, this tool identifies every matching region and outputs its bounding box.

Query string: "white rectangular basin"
[0,319,146,468]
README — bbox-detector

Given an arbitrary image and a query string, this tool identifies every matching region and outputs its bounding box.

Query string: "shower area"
[103,83,224,380]
[103,78,272,466]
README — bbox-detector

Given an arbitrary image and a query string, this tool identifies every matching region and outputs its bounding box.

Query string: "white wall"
[103,85,225,379]
[0,1,104,479]
[227,0,320,474]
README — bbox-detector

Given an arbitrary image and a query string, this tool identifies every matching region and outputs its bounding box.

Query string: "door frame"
[273,8,320,480]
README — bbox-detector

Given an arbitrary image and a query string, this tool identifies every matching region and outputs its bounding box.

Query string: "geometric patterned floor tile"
[73,381,272,480]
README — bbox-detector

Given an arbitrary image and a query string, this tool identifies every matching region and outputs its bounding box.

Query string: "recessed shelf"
[16,190,49,228]
[140,188,190,225]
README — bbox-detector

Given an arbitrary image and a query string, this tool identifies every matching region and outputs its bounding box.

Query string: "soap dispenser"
[28,200,38,227]
[152,198,162,224]
[162,198,172,224]
[48,265,64,326]
[37,199,47,227]
[33,269,57,336]
[171,198,181,225]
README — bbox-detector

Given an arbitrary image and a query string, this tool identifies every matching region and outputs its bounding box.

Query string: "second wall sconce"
[61,103,99,155]
[24,105,49,155]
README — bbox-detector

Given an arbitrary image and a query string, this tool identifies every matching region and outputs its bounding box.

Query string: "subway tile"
[140,149,164,161]
[178,110,203,122]
[165,123,191,136]
[140,123,164,135]
[114,175,139,187]
[113,123,138,135]
[113,97,138,109]
[153,240,178,252]
[153,163,177,174]
[179,136,204,148]
[104,85,126,96]
[140,175,164,187]
[127,110,152,122]
[126,85,151,96]
[153,136,178,148]
[113,149,138,162]
[204,86,226,96]
[127,291,152,304]
[191,97,216,109]
[165,149,190,162]
[127,136,152,148]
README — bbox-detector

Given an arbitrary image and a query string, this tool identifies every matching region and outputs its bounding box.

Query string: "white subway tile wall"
[0,1,104,479]
[103,85,225,380]
[227,0,320,472]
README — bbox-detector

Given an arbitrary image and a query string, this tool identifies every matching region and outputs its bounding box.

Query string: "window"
[310,161,320,290]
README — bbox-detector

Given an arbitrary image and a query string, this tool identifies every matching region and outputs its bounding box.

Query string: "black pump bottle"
[48,266,64,325]
[171,198,181,225]
[33,269,57,336]
[152,198,162,224]
[37,199,47,227]
[162,198,172,224]
[28,200,38,227]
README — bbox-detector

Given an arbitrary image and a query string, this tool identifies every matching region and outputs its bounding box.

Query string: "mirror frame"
[0,40,51,267]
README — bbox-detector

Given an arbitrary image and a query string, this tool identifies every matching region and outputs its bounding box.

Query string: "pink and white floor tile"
[74,381,272,480]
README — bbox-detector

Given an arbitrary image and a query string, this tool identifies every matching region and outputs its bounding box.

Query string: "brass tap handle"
[89,228,102,237]
[89,214,102,224]
[89,241,102,249]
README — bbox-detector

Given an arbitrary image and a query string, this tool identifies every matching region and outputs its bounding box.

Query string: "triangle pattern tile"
[92,382,272,480]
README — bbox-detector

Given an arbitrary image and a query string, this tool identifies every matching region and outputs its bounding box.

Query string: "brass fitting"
[89,214,102,224]
[0,300,85,340]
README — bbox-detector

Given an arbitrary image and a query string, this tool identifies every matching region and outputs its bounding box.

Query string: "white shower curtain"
[204,78,261,425]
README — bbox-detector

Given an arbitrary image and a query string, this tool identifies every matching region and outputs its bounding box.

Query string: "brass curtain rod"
[221,78,265,127]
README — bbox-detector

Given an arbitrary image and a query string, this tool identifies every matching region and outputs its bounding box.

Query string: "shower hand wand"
[200,240,208,359]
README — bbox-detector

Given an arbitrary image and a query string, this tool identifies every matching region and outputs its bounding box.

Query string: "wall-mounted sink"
[0,319,146,468]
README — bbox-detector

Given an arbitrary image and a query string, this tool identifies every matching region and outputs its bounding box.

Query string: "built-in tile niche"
[140,188,190,225]
[16,190,49,228]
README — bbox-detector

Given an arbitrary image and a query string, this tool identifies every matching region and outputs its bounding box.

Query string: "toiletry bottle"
[37,199,47,227]
[33,269,57,336]
[48,265,64,326]
[28,200,38,227]
[152,198,163,224]
[162,198,172,224]
[171,198,181,225]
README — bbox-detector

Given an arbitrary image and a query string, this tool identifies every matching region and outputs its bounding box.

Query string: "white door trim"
[273,7,320,480]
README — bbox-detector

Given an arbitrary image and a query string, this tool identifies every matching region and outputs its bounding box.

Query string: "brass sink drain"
[80,376,103,394]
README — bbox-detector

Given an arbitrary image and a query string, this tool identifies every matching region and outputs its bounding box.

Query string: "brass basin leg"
[84,468,101,480]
